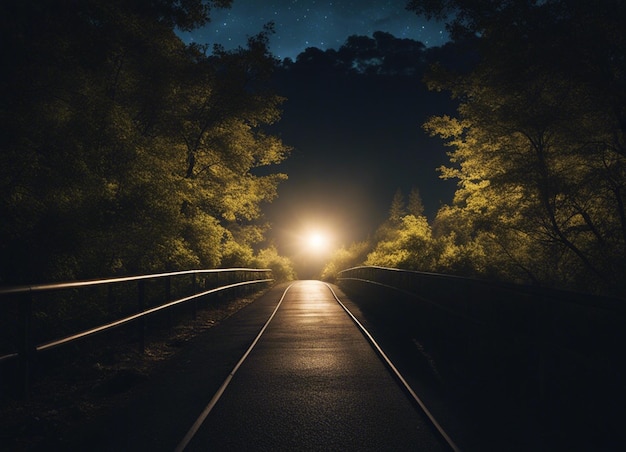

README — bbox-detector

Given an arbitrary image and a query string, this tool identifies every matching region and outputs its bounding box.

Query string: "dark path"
[63,281,447,451]
[183,280,445,451]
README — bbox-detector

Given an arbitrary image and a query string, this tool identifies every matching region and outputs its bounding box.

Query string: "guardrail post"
[18,291,34,398]
[137,280,146,353]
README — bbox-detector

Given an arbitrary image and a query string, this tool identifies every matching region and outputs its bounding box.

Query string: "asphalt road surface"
[183,281,446,451]
[64,281,448,451]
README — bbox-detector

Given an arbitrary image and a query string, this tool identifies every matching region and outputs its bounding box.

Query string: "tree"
[388,188,406,223]
[321,241,371,281]
[410,0,626,295]
[407,186,425,217]
[0,0,290,284]
[171,27,290,271]
[366,214,438,271]
[363,190,440,271]
[252,246,296,282]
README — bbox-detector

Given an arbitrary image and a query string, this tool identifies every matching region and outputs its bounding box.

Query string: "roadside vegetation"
[324,0,626,298]
[1,1,294,285]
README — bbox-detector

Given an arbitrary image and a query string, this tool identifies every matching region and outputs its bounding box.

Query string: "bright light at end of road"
[303,229,331,254]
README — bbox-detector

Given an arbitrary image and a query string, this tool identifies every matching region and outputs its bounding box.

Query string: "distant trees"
[321,241,370,282]
[365,187,442,271]
[252,246,296,282]
[407,187,425,217]
[285,31,428,76]
[322,187,443,280]
[0,1,291,284]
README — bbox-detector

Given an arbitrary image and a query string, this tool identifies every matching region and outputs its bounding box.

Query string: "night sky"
[178,0,449,59]
[181,1,456,273]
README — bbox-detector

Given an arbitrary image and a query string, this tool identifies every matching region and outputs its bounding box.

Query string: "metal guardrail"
[337,266,626,445]
[336,262,626,347]
[337,265,625,309]
[0,268,273,396]
[336,265,625,367]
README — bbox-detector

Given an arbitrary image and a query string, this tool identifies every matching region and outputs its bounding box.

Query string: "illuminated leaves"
[252,246,296,281]
[366,215,435,270]
[0,0,290,283]
[416,1,626,294]
[321,241,370,281]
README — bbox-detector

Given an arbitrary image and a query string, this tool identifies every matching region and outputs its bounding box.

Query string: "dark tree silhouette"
[0,0,290,284]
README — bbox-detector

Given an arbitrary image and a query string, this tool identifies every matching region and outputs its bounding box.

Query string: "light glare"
[304,229,331,254]
[307,232,327,250]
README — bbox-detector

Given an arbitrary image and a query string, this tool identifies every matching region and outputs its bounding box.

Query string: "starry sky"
[178,0,449,59]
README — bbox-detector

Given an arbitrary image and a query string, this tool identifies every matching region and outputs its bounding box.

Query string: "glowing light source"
[306,231,329,252]
[298,225,334,256]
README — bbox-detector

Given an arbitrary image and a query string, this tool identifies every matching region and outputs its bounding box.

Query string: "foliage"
[324,188,442,276]
[252,246,296,282]
[408,0,626,296]
[388,188,406,223]
[321,241,371,282]
[0,0,290,284]
[407,187,425,217]
[366,214,438,270]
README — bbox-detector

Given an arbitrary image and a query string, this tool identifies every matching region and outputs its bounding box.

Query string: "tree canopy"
[0,0,291,284]
[407,0,626,295]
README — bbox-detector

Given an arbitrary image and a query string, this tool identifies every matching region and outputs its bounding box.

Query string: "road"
[64,281,449,451]
[183,280,446,451]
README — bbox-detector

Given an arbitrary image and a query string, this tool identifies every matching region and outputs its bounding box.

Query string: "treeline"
[322,187,474,280]
[0,1,295,284]
[324,0,626,298]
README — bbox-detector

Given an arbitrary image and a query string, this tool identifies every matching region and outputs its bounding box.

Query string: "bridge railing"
[337,265,624,340]
[337,265,626,441]
[0,268,273,396]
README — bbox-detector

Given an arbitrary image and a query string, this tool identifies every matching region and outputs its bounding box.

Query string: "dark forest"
[1,1,295,284]
[2,0,625,298]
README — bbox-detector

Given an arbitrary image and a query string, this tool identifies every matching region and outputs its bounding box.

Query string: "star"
[179,0,448,60]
